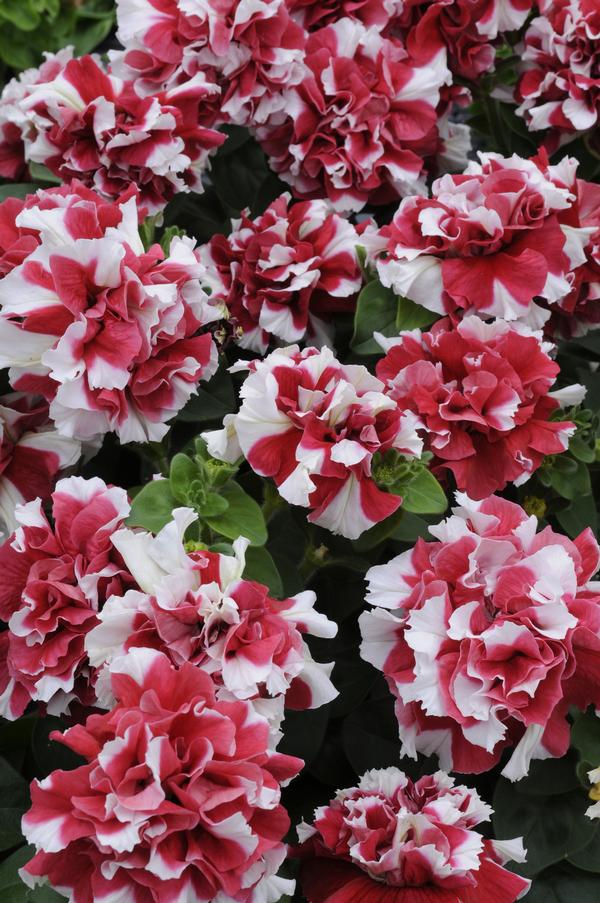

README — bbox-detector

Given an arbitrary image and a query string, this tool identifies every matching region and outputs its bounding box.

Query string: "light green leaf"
[205,481,267,546]
[399,468,448,515]
[127,479,177,533]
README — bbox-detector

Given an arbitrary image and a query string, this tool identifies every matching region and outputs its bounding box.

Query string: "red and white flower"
[360,493,600,778]
[0,47,74,182]
[203,345,423,540]
[288,0,402,31]
[0,476,133,720]
[86,508,338,716]
[113,0,306,125]
[0,393,80,534]
[392,0,534,81]
[199,193,365,353]
[254,17,451,212]
[0,54,224,213]
[372,151,591,323]
[376,316,581,499]
[545,176,600,338]
[21,646,302,903]
[516,0,600,140]
[294,767,530,902]
[0,183,221,443]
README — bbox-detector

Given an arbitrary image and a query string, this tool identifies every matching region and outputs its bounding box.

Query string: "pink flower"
[199,193,365,353]
[359,493,600,778]
[254,17,451,212]
[85,513,338,716]
[203,345,423,540]
[0,47,74,181]
[0,183,221,443]
[21,647,302,903]
[0,54,224,213]
[113,0,306,125]
[545,176,600,338]
[0,476,133,720]
[392,0,533,81]
[0,393,80,534]
[516,0,600,139]
[373,151,591,322]
[376,316,581,499]
[287,0,402,31]
[294,767,530,902]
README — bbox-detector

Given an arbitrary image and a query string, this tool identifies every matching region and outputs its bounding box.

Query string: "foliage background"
[1,4,600,900]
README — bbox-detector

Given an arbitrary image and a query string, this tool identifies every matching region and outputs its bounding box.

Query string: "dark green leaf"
[556,494,598,538]
[342,697,400,775]
[0,846,32,892]
[569,434,596,464]
[127,479,177,533]
[243,546,283,597]
[205,481,267,546]
[32,717,84,777]
[523,865,600,901]
[572,708,600,768]
[549,458,591,500]
[493,778,594,877]
[177,365,236,423]
[395,296,439,331]
[350,280,398,355]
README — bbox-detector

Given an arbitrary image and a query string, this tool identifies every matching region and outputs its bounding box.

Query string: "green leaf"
[243,546,283,597]
[127,479,177,533]
[567,824,600,872]
[569,434,596,464]
[177,365,236,423]
[0,757,28,852]
[0,846,33,897]
[549,457,591,500]
[395,295,439,331]
[512,754,580,797]
[399,468,448,515]
[205,481,267,546]
[197,492,230,518]
[27,163,60,185]
[493,778,595,877]
[31,717,84,777]
[556,494,598,538]
[350,279,398,355]
[351,508,405,552]
[0,184,41,201]
[572,708,600,768]
[169,453,201,504]
[523,865,600,901]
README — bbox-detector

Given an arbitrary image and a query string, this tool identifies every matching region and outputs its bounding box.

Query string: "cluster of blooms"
[295,767,531,902]
[21,647,302,903]
[204,344,423,540]
[86,506,338,723]
[0,181,220,444]
[369,150,598,328]
[199,193,365,352]
[376,316,582,499]
[0,476,133,719]
[0,51,224,213]
[516,0,600,142]
[360,493,600,778]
